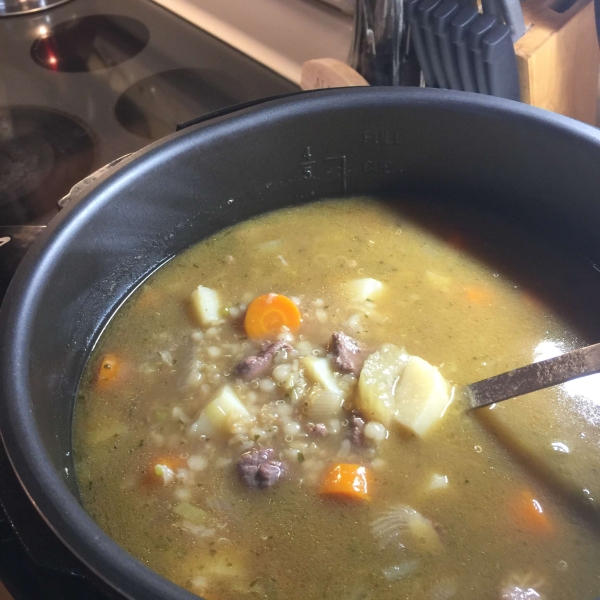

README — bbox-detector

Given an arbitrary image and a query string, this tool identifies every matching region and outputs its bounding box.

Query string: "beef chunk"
[331,332,366,375]
[308,423,328,437]
[348,415,366,446]
[235,340,292,380]
[237,448,284,489]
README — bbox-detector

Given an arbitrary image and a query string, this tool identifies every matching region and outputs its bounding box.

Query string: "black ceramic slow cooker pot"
[2,87,600,600]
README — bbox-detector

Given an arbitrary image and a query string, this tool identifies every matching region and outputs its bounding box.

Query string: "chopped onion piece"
[429,578,457,599]
[371,504,443,555]
[428,473,449,491]
[307,389,345,420]
[382,560,419,581]
[159,350,174,366]
[172,406,191,424]
[187,455,208,471]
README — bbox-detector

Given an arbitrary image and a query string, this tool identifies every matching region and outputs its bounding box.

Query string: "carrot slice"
[465,285,493,306]
[244,293,302,339]
[511,490,555,535]
[96,353,121,390]
[320,463,371,501]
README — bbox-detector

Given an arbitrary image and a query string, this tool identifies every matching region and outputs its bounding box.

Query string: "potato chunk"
[346,278,384,302]
[191,285,221,327]
[190,385,251,437]
[357,344,409,425]
[301,356,343,395]
[358,347,452,436]
[394,356,452,437]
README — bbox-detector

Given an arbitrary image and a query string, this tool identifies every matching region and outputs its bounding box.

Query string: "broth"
[74,198,600,599]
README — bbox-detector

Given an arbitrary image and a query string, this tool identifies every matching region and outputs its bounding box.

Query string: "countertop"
[149,0,354,84]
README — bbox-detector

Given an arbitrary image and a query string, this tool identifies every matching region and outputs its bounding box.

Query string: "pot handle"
[0,226,47,300]
[0,153,134,302]
[0,458,120,598]
[176,89,321,131]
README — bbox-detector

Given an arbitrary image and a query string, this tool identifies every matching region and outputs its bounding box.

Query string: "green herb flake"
[155,410,168,422]
[297,452,305,464]
[254,434,261,442]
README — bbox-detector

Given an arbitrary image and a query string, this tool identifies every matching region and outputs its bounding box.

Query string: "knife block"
[515,0,599,124]
[301,0,599,126]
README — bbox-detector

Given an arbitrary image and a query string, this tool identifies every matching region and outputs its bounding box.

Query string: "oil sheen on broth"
[74,198,600,600]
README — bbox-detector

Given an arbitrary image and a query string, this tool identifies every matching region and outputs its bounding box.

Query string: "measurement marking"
[324,155,347,194]
[300,146,316,179]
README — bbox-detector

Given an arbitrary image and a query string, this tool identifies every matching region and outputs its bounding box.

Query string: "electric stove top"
[0,1,297,597]
[0,0,297,226]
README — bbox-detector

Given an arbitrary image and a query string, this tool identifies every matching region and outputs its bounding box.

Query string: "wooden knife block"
[301,0,599,125]
[515,0,599,124]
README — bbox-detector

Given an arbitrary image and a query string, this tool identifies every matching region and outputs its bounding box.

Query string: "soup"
[74,198,600,599]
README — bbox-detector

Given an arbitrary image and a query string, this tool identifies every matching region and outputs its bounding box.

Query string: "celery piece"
[173,501,209,525]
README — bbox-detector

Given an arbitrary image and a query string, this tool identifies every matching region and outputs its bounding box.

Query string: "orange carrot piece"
[96,353,121,390]
[447,231,466,251]
[244,293,302,339]
[521,292,543,310]
[136,286,162,310]
[465,285,493,306]
[511,490,555,535]
[154,456,187,471]
[143,455,187,486]
[320,463,371,501]
[151,456,187,473]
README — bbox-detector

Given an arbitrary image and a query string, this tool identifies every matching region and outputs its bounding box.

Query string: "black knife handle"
[433,0,462,90]
[468,14,497,94]
[483,23,521,100]
[450,7,478,92]
[498,0,526,41]
[482,0,503,19]
[407,0,438,87]
[418,0,448,88]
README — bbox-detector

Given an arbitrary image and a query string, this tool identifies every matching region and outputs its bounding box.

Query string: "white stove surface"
[149,0,354,84]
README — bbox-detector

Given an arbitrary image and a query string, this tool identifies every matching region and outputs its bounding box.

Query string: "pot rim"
[1,87,599,600]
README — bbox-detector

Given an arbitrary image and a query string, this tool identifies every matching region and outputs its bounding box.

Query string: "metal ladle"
[468,342,600,408]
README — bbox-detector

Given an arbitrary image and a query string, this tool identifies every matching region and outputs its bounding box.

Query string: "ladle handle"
[468,342,600,408]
